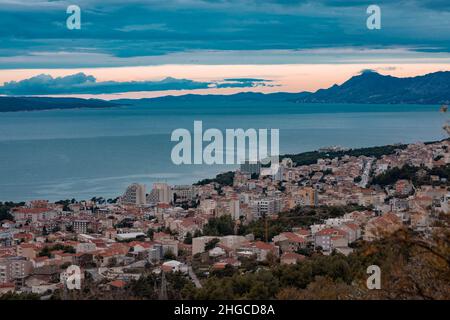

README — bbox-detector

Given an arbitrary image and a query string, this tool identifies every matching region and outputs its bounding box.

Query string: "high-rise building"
[240,160,261,176]
[147,183,171,204]
[216,198,240,220]
[72,220,90,234]
[281,158,294,168]
[260,164,283,181]
[171,185,197,203]
[297,187,318,207]
[121,183,146,205]
[251,198,282,219]
[0,257,33,284]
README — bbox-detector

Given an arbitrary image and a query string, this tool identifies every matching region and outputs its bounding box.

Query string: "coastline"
[2,138,448,204]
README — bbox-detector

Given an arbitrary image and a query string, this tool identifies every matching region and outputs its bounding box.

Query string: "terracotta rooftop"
[109,280,127,289]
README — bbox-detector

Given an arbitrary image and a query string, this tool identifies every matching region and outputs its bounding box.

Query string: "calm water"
[0,102,446,201]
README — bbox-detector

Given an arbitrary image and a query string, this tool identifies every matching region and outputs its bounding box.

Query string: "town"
[0,139,449,299]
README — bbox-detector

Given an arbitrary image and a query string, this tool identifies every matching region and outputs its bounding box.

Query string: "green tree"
[184,232,193,244]
[203,215,234,236]
[163,251,176,260]
[0,201,24,221]
[147,228,155,240]
[193,229,203,238]
[205,238,220,251]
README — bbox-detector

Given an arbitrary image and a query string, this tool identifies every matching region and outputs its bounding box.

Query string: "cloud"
[358,66,398,74]
[115,23,172,32]
[376,66,397,71]
[359,68,377,74]
[216,78,276,88]
[3,48,449,70]
[0,73,271,95]
[0,0,449,69]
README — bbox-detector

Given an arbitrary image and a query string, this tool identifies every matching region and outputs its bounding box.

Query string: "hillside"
[0,96,119,112]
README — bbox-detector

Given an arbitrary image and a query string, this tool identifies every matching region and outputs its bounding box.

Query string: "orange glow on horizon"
[0,63,449,100]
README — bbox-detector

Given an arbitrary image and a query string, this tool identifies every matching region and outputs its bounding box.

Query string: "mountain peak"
[296,70,450,104]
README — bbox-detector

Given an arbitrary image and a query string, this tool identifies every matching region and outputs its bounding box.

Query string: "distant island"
[1,70,449,112]
[0,96,119,112]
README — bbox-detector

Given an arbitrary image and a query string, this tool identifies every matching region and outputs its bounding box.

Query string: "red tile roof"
[343,223,359,231]
[109,280,127,288]
[253,241,276,251]
[316,228,347,237]
[128,241,152,249]
[280,232,307,243]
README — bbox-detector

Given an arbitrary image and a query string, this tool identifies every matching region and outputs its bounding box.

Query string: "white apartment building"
[12,207,57,223]
[72,220,90,234]
[147,183,171,204]
[251,198,282,219]
[172,185,197,203]
[0,257,33,284]
[240,161,261,176]
[199,199,217,215]
[121,183,146,205]
[216,198,240,220]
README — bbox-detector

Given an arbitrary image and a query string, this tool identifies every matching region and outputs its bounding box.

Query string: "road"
[359,159,374,188]
[188,266,202,288]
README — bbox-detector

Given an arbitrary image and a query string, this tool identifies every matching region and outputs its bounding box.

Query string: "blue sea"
[0,102,446,202]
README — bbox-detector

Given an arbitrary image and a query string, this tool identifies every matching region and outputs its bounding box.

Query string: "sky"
[0,0,449,98]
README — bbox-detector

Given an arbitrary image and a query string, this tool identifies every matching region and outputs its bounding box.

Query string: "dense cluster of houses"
[0,140,449,297]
